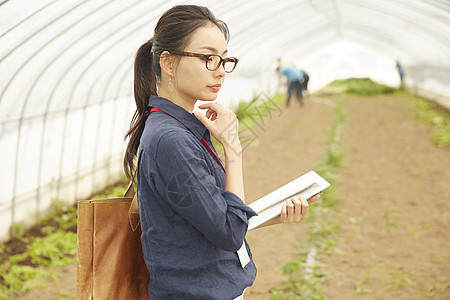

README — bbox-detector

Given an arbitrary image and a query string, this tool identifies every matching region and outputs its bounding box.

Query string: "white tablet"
[247,171,330,231]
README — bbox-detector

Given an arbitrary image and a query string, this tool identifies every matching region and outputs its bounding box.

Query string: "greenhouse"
[0,0,449,298]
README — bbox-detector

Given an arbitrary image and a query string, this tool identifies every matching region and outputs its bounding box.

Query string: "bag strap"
[200,137,225,172]
[123,176,140,232]
[128,193,140,232]
[124,181,135,197]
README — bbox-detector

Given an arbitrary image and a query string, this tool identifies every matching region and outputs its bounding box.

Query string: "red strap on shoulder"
[149,107,226,172]
[201,138,226,172]
[150,107,171,116]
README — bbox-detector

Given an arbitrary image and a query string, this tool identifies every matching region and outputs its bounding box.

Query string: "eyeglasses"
[171,51,239,73]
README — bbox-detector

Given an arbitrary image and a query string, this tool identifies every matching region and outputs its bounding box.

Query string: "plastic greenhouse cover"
[0,0,449,241]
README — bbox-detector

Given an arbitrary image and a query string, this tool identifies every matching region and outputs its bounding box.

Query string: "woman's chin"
[198,94,219,102]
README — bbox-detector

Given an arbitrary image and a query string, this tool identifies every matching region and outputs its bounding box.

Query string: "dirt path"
[242,96,335,299]
[14,93,449,299]
[323,94,450,299]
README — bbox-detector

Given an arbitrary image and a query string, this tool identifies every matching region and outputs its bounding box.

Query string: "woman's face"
[173,24,229,102]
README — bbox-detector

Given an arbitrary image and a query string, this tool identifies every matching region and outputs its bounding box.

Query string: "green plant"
[234,93,285,121]
[28,231,77,267]
[213,92,285,152]
[420,279,448,297]
[379,208,402,237]
[91,177,128,199]
[383,207,401,229]
[59,290,76,299]
[433,251,450,264]
[234,99,253,121]
[10,223,25,239]
[409,94,450,148]
[270,262,327,300]
[379,267,415,291]
[324,78,396,96]
[0,264,48,298]
[355,267,374,294]
[355,265,415,294]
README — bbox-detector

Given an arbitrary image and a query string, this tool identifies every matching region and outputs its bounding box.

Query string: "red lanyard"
[149,107,226,172]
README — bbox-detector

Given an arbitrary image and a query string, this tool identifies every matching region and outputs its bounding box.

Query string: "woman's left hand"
[280,194,320,223]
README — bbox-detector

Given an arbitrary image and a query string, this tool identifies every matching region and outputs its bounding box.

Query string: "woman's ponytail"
[123,38,157,181]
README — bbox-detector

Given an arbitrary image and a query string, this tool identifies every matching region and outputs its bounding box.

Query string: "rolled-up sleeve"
[152,129,257,252]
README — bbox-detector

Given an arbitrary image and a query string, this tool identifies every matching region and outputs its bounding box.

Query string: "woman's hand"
[194,102,241,151]
[280,194,320,223]
[195,102,245,202]
[256,194,321,229]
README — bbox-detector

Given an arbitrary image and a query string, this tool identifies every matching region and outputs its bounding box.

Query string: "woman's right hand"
[194,102,241,152]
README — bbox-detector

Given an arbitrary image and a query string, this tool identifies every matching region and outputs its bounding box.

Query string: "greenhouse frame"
[0,0,449,241]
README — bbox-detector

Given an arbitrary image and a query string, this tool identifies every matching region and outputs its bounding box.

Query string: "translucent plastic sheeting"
[0,0,449,241]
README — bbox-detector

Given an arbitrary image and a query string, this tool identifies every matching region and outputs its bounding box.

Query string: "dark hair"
[123,5,230,180]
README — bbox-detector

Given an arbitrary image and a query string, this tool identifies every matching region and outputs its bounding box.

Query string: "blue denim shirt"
[137,96,258,299]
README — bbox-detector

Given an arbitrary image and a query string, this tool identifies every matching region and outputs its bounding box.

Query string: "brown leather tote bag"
[77,183,149,299]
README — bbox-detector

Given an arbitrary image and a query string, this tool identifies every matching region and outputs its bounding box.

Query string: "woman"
[124,5,319,299]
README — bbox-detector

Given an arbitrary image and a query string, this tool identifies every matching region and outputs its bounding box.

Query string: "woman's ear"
[160,51,174,77]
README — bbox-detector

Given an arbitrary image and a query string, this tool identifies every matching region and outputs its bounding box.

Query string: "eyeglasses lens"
[206,56,236,73]
[206,56,221,71]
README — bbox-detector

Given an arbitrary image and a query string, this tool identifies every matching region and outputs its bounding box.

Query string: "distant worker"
[277,65,304,107]
[396,60,405,89]
[300,69,309,95]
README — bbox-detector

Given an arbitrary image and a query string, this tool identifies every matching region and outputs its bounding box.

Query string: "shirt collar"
[148,95,209,140]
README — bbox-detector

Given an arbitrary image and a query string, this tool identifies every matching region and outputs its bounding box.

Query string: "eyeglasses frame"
[171,51,239,73]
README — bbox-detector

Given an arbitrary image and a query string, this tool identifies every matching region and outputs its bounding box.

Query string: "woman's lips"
[208,84,221,92]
